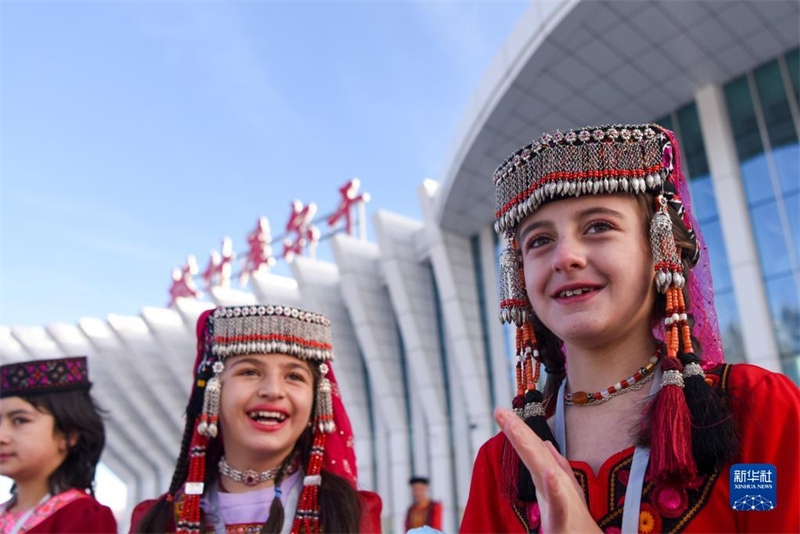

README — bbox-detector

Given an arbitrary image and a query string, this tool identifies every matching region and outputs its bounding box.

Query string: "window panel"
[724,75,764,162]
[700,219,733,293]
[739,154,776,205]
[785,48,799,109]
[688,174,718,221]
[654,113,674,132]
[714,290,745,364]
[677,103,710,178]
[772,144,800,196]
[751,200,793,277]
[754,60,798,149]
[764,274,800,362]
[785,191,800,266]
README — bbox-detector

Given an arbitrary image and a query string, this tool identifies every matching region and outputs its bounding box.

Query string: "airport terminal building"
[2,1,798,532]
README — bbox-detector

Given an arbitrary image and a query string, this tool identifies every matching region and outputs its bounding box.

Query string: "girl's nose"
[257,375,285,400]
[551,236,587,272]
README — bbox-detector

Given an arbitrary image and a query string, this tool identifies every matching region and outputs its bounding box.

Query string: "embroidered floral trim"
[0,489,89,533]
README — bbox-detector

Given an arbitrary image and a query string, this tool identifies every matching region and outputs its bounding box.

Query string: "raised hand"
[495,408,600,534]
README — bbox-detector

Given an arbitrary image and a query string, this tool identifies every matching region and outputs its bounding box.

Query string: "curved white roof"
[435,0,799,236]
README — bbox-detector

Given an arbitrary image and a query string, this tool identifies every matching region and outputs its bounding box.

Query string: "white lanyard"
[6,493,51,534]
[555,368,661,534]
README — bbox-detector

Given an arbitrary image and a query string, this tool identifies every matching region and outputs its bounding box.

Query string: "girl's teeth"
[249,411,286,422]
[561,288,591,297]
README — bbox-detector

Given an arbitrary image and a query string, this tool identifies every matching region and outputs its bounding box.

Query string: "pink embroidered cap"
[1,356,91,398]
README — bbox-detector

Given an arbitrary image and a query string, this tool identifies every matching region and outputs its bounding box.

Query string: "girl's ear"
[57,430,79,453]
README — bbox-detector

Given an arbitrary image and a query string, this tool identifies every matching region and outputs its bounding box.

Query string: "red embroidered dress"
[0,488,117,533]
[461,364,800,533]
[405,500,443,531]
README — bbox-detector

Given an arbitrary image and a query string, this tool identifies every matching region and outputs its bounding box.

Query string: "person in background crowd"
[404,477,442,531]
[0,356,117,533]
[460,123,800,533]
[131,304,382,533]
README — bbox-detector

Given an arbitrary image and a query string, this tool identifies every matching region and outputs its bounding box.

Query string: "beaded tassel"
[315,363,335,434]
[648,193,695,486]
[512,327,525,419]
[197,361,223,438]
[675,286,695,355]
[176,420,208,534]
[292,430,326,533]
[498,233,529,325]
[521,322,544,419]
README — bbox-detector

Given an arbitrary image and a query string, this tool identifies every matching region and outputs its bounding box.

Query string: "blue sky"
[1,1,530,327]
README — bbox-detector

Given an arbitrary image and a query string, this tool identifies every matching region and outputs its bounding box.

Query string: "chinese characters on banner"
[283,200,320,263]
[239,217,276,286]
[327,178,370,239]
[168,256,201,306]
[167,179,370,305]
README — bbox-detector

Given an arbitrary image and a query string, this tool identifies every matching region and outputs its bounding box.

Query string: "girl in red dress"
[460,124,799,533]
[0,356,117,533]
[131,305,381,533]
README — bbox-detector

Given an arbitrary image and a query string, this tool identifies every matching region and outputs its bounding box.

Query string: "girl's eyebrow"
[227,358,310,375]
[575,206,626,219]
[227,357,264,368]
[282,362,312,376]
[3,409,35,418]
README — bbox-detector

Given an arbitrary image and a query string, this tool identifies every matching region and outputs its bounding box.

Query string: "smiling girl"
[0,356,117,533]
[131,305,382,533]
[461,124,799,533]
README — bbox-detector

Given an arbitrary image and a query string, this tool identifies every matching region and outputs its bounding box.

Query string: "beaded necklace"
[564,349,661,406]
[218,456,298,487]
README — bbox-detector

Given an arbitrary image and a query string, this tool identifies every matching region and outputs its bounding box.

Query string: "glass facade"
[724,48,800,382]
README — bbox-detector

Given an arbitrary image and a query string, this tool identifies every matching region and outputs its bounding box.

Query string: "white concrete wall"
[330,234,411,534]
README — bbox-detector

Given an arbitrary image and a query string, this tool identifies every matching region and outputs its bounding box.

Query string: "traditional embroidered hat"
[174,305,354,534]
[196,305,335,439]
[494,124,672,233]
[492,123,733,495]
[1,356,91,398]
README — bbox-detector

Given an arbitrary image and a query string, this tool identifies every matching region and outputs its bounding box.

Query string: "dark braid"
[132,412,199,533]
[171,414,198,495]
[536,321,566,404]
[260,455,294,534]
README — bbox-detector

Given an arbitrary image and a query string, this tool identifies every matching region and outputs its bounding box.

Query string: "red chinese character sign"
[240,217,276,286]
[202,237,235,290]
[283,200,320,262]
[327,178,370,238]
[166,180,372,303]
[168,256,201,306]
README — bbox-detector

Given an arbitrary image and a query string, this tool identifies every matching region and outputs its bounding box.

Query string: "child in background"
[132,305,382,533]
[0,356,117,533]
